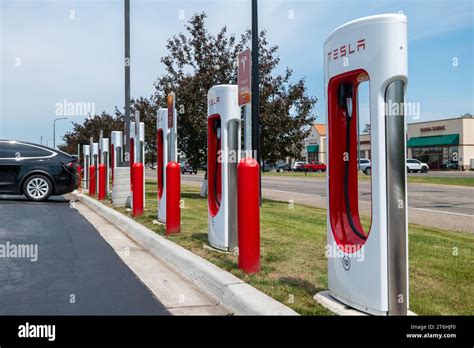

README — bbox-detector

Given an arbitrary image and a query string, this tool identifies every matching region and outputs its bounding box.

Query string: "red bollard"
[77,165,82,191]
[237,157,260,273]
[132,162,144,217]
[98,163,106,200]
[89,165,96,196]
[166,161,181,235]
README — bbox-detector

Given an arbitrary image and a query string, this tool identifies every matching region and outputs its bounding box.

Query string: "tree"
[59,112,124,162]
[153,13,317,165]
[363,123,371,134]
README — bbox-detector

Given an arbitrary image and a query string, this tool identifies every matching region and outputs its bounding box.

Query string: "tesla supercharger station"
[207,85,240,251]
[324,14,408,315]
[101,137,110,197]
[83,145,90,190]
[111,131,123,185]
[130,116,145,213]
[156,108,172,223]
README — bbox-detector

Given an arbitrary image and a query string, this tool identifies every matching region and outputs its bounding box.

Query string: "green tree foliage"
[154,13,317,165]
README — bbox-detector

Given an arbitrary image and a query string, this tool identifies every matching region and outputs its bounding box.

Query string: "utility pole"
[124,0,131,165]
[251,0,261,202]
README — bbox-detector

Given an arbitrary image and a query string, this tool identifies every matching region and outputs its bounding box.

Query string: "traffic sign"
[238,49,251,106]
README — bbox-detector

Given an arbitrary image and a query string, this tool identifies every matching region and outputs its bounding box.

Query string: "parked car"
[304,161,327,172]
[407,159,429,173]
[357,158,371,172]
[275,163,291,173]
[0,140,78,201]
[180,161,197,175]
[363,158,429,175]
[292,161,308,172]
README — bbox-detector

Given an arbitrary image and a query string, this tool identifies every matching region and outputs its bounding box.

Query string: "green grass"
[107,182,474,315]
[263,171,474,187]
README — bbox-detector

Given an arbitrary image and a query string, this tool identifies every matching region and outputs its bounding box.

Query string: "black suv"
[0,140,78,201]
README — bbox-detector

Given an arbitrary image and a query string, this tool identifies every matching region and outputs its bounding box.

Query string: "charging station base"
[314,291,416,316]
[203,244,233,254]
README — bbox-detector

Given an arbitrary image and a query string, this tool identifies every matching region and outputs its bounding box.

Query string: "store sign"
[360,140,371,145]
[420,125,446,132]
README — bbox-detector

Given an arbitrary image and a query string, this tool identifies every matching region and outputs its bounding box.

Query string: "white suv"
[363,158,429,175]
[358,159,371,172]
[407,159,429,173]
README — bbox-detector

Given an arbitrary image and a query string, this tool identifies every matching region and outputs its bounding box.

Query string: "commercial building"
[303,116,474,170]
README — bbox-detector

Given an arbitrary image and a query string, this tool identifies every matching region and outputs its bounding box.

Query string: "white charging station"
[324,14,408,315]
[207,85,240,251]
[156,108,171,222]
[111,131,123,175]
[83,144,90,190]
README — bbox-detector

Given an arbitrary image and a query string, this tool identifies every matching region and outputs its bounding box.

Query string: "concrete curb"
[75,193,298,315]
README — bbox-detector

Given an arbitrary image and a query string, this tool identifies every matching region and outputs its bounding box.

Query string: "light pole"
[251,0,261,203]
[53,117,68,149]
[123,0,131,166]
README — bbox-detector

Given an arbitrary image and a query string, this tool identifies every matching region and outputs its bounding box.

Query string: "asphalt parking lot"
[0,195,169,315]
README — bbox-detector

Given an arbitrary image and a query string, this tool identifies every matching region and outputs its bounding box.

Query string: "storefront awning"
[307,145,319,153]
[407,134,459,147]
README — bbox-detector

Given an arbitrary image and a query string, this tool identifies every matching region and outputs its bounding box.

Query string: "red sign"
[238,49,251,106]
[167,93,174,128]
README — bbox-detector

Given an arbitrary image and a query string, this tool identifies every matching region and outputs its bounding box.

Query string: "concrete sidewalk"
[74,199,230,315]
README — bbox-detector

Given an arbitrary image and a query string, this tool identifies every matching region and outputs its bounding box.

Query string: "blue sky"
[1,0,473,146]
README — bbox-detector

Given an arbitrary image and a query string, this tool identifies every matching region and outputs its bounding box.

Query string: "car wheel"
[421,167,428,173]
[23,175,53,202]
[364,168,371,176]
[278,168,284,173]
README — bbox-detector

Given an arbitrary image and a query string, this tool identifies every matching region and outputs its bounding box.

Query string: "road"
[146,170,474,233]
[0,194,227,315]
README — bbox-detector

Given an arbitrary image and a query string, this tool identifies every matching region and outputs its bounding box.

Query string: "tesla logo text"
[209,96,221,106]
[328,39,366,61]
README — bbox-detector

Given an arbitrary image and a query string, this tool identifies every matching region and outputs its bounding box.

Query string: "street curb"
[75,193,298,316]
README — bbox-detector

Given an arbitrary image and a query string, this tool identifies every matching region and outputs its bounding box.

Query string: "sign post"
[238,48,252,155]
[237,48,260,273]
[167,93,176,162]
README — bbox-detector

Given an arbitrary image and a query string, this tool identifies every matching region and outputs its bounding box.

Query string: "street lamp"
[53,117,68,149]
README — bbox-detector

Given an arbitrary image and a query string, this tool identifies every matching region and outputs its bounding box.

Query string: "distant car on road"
[292,161,308,172]
[180,162,197,175]
[363,158,429,175]
[0,140,78,201]
[304,162,326,172]
[275,163,291,173]
[407,159,429,173]
[358,159,371,172]
[440,161,459,170]
[262,163,276,172]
